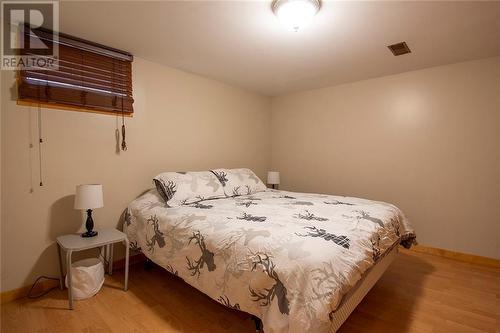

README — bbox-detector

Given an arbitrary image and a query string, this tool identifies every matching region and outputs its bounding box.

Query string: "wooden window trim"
[17,100,133,117]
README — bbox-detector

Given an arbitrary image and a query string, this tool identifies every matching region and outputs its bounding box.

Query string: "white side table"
[56,229,129,309]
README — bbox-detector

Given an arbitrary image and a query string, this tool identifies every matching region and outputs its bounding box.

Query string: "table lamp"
[74,184,103,238]
[267,171,280,190]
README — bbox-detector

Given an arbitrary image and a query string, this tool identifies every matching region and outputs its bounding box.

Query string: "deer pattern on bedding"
[186,230,217,277]
[249,252,290,315]
[145,215,166,252]
[296,226,350,249]
[124,189,416,333]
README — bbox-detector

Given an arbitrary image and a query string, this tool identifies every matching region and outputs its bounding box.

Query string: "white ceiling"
[60,1,500,96]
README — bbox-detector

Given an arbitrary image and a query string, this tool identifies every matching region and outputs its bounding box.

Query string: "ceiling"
[60,1,500,96]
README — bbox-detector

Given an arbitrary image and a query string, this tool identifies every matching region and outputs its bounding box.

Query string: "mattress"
[124,189,415,333]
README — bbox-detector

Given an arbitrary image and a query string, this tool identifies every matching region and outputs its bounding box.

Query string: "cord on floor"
[29,251,108,299]
[27,276,60,299]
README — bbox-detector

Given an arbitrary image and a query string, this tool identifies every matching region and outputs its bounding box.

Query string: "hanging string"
[29,107,34,193]
[38,104,44,186]
[112,57,127,152]
[121,97,127,151]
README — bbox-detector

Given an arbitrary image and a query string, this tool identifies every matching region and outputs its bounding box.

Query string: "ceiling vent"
[388,42,411,56]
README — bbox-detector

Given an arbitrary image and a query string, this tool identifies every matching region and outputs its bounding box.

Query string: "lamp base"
[81,230,98,238]
[82,209,98,238]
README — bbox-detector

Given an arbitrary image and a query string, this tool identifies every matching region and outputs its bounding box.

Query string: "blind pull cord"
[29,107,34,193]
[121,99,127,151]
[112,58,127,152]
[38,104,44,186]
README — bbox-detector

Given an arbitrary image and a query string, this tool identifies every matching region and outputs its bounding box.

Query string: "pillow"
[153,171,225,207]
[211,168,267,197]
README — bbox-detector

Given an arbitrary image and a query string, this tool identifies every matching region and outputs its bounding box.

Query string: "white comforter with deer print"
[124,189,415,333]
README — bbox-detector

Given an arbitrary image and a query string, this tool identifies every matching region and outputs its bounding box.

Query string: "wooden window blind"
[18,27,134,114]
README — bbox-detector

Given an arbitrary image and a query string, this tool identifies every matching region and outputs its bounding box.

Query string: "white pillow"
[153,171,225,207]
[211,168,267,197]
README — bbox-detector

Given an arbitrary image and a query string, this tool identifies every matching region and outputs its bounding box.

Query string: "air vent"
[387,42,411,56]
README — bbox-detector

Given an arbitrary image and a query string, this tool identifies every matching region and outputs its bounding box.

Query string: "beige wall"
[271,56,500,259]
[0,57,271,292]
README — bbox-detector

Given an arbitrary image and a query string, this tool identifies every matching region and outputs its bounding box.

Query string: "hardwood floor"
[1,249,499,332]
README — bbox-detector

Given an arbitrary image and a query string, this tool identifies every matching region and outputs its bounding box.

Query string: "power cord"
[98,247,110,267]
[28,250,108,299]
[27,276,60,299]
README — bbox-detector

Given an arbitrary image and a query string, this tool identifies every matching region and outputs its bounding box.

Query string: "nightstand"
[56,229,129,309]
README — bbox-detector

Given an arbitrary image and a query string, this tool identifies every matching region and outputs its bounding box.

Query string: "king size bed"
[124,169,416,333]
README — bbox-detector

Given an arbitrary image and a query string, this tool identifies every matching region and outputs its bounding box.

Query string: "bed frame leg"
[251,315,262,333]
[144,258,154,271]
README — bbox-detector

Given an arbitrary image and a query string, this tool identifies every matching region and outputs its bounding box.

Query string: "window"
[18,27,134,115]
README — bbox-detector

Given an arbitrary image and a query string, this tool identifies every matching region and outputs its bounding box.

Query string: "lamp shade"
[74,184,103,210]
[267,171,280,185]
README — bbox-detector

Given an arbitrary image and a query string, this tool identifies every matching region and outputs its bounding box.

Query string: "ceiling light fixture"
[272,0,321,32]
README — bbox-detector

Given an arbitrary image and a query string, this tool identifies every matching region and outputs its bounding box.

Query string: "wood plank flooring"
[1,249,499,332]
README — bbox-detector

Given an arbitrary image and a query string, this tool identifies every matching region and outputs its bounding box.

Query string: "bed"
[124,171,415,333]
